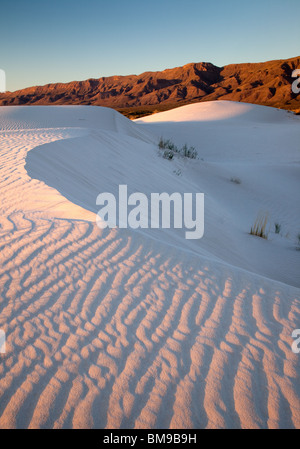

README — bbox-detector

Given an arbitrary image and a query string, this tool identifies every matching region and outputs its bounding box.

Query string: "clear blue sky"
[1,0,300,92]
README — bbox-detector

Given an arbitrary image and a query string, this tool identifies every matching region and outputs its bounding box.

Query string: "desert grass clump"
[158,137,166,150]
[181,144,198,159]
[250,212,269,239]
[158,138,178,152]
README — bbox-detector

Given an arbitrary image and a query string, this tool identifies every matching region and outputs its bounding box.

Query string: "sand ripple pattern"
[0,129,300,429]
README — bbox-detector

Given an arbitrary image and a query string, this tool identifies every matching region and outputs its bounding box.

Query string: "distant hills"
[1,56,299,118]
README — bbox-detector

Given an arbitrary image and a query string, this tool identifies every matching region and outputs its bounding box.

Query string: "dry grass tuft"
[250,212,269,239]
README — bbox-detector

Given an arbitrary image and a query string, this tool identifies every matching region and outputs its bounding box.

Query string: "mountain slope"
[0,57,299,116]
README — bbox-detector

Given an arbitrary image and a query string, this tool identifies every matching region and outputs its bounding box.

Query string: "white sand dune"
[0,102,299,429]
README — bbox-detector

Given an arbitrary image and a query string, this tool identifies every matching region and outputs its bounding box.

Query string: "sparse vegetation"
[158,138,198,160]
[250,212,269,239]
[181,143,197,159]
[274,222,281,234]
[173,169,182,176]
[296,233,300,250]
[159,138,176,152]
[163,150,174,160]
[230,177,241,184]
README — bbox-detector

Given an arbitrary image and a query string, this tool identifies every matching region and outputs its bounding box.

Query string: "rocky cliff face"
[1,57,299,115]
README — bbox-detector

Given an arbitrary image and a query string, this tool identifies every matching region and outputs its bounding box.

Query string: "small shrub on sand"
[230,177,241,184]
[158,138,198,160]
[173,169,182,176]
[163,150,174,160]
[274,222,281,234]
